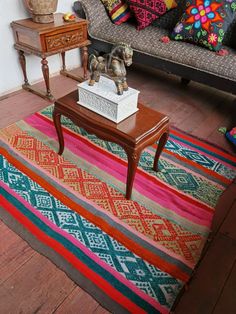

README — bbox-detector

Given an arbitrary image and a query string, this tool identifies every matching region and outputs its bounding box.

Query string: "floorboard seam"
[211,258,236,314]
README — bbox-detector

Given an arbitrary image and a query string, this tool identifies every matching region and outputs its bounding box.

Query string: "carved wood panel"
[45,28,84,52]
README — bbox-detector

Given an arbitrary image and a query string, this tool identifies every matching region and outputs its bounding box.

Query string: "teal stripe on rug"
[0,184,164,313]
[169,134,236,167]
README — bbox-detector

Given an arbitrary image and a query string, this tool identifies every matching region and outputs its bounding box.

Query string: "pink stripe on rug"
[25,115,213,227]
[0,180,167,313]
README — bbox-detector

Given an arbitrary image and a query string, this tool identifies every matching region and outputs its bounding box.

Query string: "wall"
[0,0,80,95]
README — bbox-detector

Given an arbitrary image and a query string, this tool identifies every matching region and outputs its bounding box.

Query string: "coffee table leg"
[126,150,141,200]
[153,131,169,171]
[53,109,64,155]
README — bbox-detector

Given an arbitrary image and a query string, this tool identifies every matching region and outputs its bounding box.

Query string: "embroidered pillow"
[127,0,177,30]
[100,0,131,25]
[171,0,236,52]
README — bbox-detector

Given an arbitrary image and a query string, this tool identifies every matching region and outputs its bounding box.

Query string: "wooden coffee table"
[53,90,169,199]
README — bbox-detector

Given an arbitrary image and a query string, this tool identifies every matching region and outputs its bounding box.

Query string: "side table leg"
[61,51,66,71]
[153,132,169,171]
[41,57,52,99]
[126,150,141,200]
[53,109,64,155]
[18,50,29,86]
[82,46,88,80]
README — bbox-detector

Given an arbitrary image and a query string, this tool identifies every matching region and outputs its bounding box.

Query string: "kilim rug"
[0,105,236,313]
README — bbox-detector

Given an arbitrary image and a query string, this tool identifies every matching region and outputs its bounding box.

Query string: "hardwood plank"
[0,253,76,314]
[0,222,35,284]
[54,287,107,314]
[175,233,236,314]
[213,260,236,314]
[170,86,222,134]
[191,94,233,136]
[220,200,236,240]
[0,90,50,129]
[0,75,77,130]
[211,181,236,237]
[34,75,78,100]
[208,131,235,155]
[93,306,111,314]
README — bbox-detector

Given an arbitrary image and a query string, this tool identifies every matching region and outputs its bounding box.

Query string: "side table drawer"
[45,27,86,52]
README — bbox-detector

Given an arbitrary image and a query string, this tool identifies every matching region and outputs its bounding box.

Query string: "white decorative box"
[77,76,139,123]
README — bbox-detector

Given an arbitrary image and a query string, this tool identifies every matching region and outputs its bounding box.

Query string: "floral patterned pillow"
[171,0,236,51]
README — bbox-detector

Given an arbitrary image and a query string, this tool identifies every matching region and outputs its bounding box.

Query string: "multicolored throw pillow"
[171,0,236,52]
[100,0,131,25]
[127,0,177,30]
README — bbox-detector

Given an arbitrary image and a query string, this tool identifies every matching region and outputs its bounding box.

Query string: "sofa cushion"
[127,0,177,30]
[85,10,236,82]
[79,0,236,83]
[76,0,236,47]
[100,0,131,25]
[171,0,236,52]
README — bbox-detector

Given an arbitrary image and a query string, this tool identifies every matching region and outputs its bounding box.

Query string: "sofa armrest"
[73,0,111,29]
[73,1,86,19]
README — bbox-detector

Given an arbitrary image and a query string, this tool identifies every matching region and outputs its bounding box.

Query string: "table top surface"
[55,90,169,143]
[11,13,87,31]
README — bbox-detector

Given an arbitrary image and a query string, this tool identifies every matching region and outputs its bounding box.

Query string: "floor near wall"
[0,65,236,314]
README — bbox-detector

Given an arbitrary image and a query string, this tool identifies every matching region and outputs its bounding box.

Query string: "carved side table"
[53,90,169,200]
[11,13,91,100]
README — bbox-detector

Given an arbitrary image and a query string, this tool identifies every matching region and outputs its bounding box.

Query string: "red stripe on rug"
[0,195,146,314]
[0,146,190,282]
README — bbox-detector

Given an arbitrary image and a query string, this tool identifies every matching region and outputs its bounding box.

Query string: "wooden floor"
[0,66,236,313]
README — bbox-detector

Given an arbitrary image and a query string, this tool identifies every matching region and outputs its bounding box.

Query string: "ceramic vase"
[23,0,58,23]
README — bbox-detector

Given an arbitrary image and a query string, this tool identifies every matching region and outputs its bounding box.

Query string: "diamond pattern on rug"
[1,104,235,313]
[3,128,206,265]
[0,154,183,308]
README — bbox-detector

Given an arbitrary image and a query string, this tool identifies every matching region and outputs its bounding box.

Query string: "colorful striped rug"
[0,105,235,313]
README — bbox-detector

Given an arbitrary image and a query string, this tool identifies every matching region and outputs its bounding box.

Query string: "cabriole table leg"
[153,131,169,171]
[53,109,64,155]
[125,150,141,200]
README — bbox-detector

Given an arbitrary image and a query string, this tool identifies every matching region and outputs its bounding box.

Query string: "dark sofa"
[74,0,236,96]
